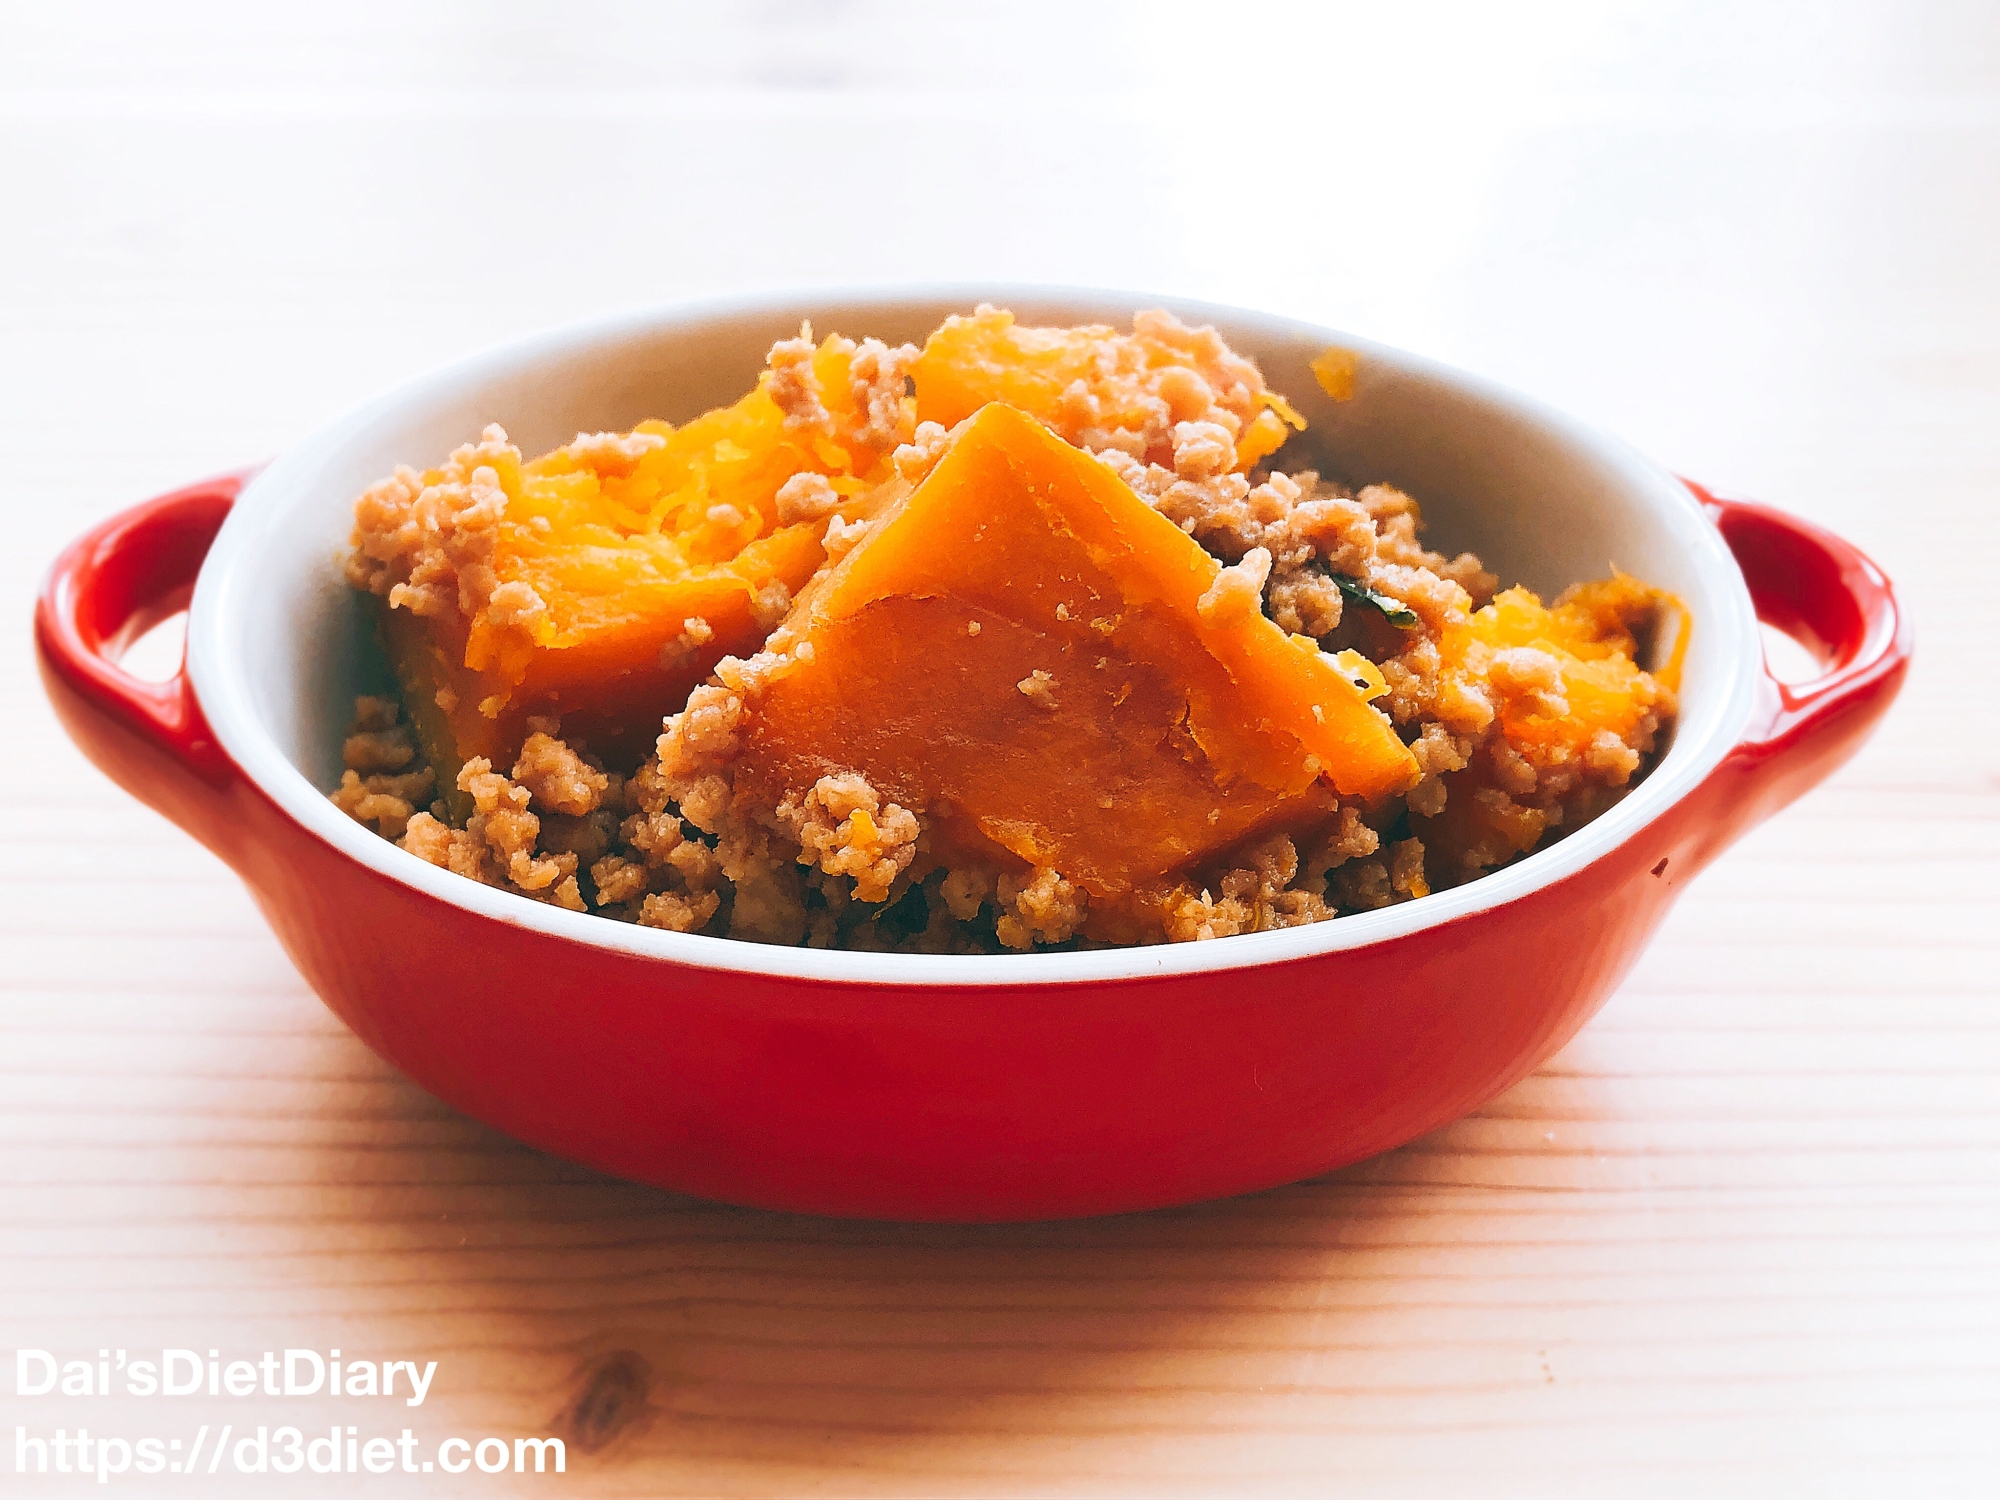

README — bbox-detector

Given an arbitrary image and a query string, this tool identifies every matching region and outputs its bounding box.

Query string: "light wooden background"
[4,4,1997,1495]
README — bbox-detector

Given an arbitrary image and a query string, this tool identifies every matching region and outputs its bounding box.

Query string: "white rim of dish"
[187,284,1764,988]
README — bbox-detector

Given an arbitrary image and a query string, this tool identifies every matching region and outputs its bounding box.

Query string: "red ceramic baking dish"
[36,289,1908,1222]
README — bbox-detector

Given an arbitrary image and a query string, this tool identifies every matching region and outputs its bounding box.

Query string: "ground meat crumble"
[344,424,536,630]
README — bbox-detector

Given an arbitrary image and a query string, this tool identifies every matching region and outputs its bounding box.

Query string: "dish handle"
[1679,482,1911,868]
[35,473,256,863]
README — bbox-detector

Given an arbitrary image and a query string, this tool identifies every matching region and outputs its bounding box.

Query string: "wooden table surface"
[5,4,1997,1494]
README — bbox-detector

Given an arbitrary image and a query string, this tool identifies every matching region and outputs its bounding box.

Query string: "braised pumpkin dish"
[334,306,1682,951]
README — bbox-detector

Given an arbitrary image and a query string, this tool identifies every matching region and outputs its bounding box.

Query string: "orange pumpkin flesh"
[1417,576,1682,874]
[381,338,894,787]
[912,306,1302,471]
[741,403,1418,897]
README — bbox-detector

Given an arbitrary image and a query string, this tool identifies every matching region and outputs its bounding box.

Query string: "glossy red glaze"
[37,476,1909,1221]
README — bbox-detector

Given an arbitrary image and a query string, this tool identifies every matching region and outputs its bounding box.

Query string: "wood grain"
[3,4,1996,1494]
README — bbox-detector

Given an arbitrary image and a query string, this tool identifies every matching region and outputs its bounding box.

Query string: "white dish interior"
[187,287,1762,985]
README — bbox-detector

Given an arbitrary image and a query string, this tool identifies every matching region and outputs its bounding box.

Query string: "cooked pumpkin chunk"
[737,403,1418,897]
[348,332,911,781]
[1416,574,1681,880]
[912,305,1303,471]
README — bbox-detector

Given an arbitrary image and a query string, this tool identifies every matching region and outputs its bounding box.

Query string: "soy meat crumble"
[336,306,1681,952]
